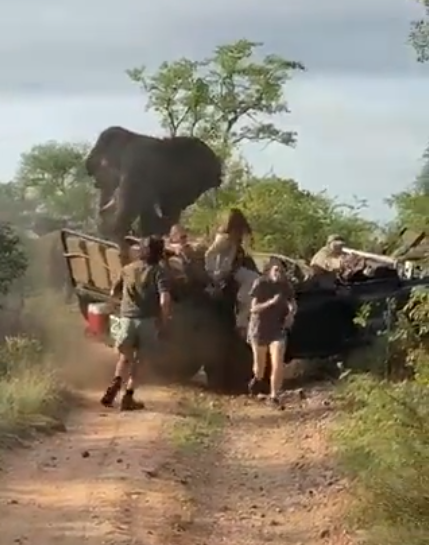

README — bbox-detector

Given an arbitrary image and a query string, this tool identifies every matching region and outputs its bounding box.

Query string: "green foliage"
[410,0,429,63]
[14,140,96,230]
[127,38,378,255]
[333,291,429,544]
[0,182,30,224]
[127,39,304,156]
[387,151,429,232]
[171,393,225,452]
[185,176,376,258]
[0,222,28,298]
[0,335,67,446]
[0,336,44,377]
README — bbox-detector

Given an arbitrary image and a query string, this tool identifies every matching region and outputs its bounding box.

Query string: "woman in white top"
[204,208,260,331]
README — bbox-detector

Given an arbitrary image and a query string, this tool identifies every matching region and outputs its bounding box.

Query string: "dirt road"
[0,385,353,545]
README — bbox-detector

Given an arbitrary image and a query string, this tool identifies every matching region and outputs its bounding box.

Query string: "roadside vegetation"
[333,289,429,545]
[0,223,73,447]
[171,391,226,452]
[327,14,429,543]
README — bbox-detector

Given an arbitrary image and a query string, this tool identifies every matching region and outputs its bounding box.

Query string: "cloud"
[0,0,427,96]
[1,73,428,221]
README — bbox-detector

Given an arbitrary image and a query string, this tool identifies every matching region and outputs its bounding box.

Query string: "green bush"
[348,288,429,380]
[0,335,69,446]
[333,291,429,545]
[0,222,27,298]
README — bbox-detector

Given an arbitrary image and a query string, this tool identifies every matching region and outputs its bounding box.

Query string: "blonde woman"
[204,208,259,331]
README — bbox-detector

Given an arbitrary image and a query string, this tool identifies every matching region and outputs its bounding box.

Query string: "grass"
[0,335,72,447]
[332,373,429,545]
[170,391,226,452]
[0,289,85,448]
[332,289,429,545]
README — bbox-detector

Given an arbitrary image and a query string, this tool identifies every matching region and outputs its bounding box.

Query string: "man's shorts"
[113,317,159,357]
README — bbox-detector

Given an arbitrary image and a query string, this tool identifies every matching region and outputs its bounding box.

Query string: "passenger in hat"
[101,236,171,411]
[310,234,347,274]
[167,224,194,261]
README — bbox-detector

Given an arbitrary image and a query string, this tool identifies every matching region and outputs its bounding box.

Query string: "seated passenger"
[167,224,194,261]
[310,234,347,275]
[204,208,260,331]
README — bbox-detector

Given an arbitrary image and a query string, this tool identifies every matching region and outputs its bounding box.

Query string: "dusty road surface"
[0,385,353,545]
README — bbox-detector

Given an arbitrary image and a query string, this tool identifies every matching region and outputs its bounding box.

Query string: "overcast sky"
[1,0,428,220]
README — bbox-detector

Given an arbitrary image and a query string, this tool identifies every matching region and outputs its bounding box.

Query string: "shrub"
[0,222,27,298]
[333,290,429,545]
[0,336,68,446]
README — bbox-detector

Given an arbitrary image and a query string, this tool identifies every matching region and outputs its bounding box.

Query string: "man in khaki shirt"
[310,234,346,275]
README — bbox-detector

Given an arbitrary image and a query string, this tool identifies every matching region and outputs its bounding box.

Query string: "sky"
[0,0,428,220]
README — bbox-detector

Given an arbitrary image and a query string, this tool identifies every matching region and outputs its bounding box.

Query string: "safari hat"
[327,234,345,245]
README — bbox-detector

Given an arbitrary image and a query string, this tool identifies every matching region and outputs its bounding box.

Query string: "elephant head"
[87,126,223,241]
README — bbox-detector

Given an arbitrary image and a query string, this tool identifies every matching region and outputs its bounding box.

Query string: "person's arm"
[110,270,124,298]
[249,280,280,313]
[205,233,235,278]
[156,267,172,324]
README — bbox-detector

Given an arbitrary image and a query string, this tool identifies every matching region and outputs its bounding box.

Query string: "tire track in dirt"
[0,384,355,545]
[174,387,355,545]
[0,386,193,545]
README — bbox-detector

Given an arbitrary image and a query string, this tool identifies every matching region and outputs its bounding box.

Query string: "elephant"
[85,126,223,244]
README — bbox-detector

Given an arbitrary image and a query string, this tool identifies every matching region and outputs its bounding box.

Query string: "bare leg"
[248,341,268,396]
[120,349,146,411]
[124,350,137,391]
[101,353,129,407]
[101,348,132,407]
[268,339,286,399]
[114,351,130,379]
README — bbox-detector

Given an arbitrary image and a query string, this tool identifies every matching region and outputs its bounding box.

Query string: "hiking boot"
[248,377,264,397]
[120,392,146,411]
[100,378,122,408]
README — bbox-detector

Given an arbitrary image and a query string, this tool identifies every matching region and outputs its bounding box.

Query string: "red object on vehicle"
[86,303,110,338]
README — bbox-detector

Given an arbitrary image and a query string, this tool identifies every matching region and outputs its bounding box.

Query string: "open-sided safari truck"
[61,229,373,392]
[60,228,256,392]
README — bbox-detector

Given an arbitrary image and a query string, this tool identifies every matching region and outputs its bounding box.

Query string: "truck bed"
[60,229,121,306]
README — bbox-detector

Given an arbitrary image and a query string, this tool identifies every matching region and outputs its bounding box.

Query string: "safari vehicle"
[60,229,429,393]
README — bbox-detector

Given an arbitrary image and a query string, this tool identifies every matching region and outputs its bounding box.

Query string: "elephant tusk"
[154,202,163,217]
[99,196,116,213]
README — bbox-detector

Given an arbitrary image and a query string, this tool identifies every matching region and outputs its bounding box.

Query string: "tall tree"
[410,0,429,62]
[0,223,27,298]
[0,182,29,225]
[127,39,304,157]
[14,141,96,231]
[388,148,429,231]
